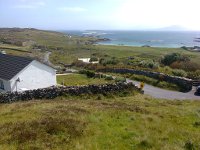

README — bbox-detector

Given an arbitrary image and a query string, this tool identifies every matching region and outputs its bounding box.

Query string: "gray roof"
[0,54,33,80]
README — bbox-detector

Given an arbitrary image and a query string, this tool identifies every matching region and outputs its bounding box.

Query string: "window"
[0,80,4,90]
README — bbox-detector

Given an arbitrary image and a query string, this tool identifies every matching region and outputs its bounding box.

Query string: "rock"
[142,45,151,47]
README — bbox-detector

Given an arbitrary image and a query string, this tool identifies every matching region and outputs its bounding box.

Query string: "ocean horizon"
[61,30,200,48]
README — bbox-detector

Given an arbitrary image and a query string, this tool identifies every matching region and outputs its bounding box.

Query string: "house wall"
[0,78,11,92]
[10,60,56,92]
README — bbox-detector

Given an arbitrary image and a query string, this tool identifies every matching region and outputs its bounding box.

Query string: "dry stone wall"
[0,82,142,103]
[98,68,193,92]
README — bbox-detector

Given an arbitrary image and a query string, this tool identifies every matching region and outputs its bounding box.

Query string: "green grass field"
[0,94,199,149]
[50,44,200,64]
[0,28,95,61]
[57,74,113,86]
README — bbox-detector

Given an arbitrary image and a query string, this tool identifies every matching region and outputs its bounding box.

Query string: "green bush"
[139,60,159,69]
[184,141,195,150]
[161,53,190,66]
[158,66,173,75]
[99,57,119,65]
[89,57,98,62]
[79,70,95,78]
[115,77,126,83]
[130,74,181,91]
[79,70,87,74]
[172,69,187,77]
[187,70,200,79]
[86,71,95,78]
[105,76,114,80]
[170,61,200,72]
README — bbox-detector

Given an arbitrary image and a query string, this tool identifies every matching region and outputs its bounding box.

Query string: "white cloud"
[59,7,87,13]
[14,1,45,9]
[112,0,200,30]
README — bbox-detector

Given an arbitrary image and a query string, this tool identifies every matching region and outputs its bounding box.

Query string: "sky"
[0,0,200,30]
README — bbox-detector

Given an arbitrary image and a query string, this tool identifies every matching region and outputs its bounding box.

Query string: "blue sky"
[0,0,200,30]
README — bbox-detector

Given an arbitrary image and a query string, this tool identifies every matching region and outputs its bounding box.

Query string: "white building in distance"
[78,58,99,64]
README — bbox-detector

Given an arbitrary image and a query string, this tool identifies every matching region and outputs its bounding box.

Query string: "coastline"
[63,30,200,49]
[96,43,200,52]
[96,42,183,49]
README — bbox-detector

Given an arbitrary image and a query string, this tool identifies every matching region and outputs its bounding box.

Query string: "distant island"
[156,25,190,31]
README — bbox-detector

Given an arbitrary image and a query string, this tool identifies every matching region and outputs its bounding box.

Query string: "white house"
[0,54,56,92]
[78,58,91,63]
[78,58,99,64]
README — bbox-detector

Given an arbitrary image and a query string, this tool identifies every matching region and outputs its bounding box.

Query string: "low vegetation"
[108,73,181,91]
[57,74,113,86]
[70,49,200,80]
[129,74,181,91]
[0,94,199,149]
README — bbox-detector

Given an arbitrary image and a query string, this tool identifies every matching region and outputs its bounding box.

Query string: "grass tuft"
[137,140,153,149]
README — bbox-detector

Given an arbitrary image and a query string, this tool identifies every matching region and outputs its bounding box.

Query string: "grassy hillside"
[0,28,93,48]
[0,28,95,61]
[0,95,199,149]
[50,44,200,64]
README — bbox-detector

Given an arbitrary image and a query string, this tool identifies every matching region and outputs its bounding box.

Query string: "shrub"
[115,77,126,83]
[161,53,190,66]
[184,141,195,150]
[187,70,200,79]
[193,121,200,127]
[105,76,114,80]
[99,57,119,65]
[106,59,119,65]
[172,69,187,77]
[139,60,159,69]
[79,70,87,74]
[170,61,182,69]
[86,71,95,78]
[72,60,87,68]
[170,61,200,72]
[89,57,98,62]
[138,140,153,149]
[158,66,173,75]
[99,58,105,64]
[79,70,95,78]
[130,74,181,91]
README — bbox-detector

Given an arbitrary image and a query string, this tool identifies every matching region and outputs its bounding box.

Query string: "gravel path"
[44,51,52,66]
[126,79,200,100]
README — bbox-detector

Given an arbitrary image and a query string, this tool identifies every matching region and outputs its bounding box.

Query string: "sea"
[61,30,200,48]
